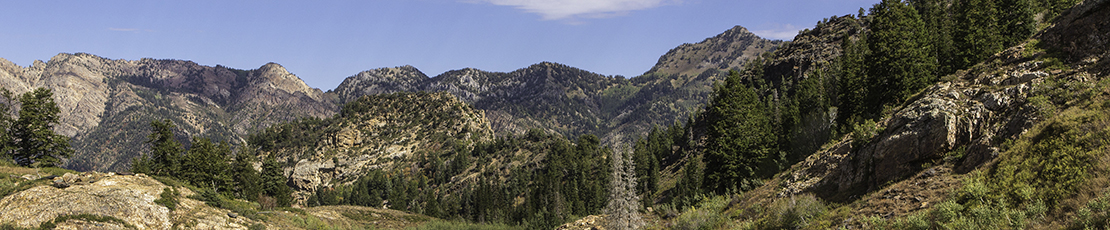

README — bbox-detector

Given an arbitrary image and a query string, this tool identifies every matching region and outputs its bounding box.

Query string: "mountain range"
[0,25,777,173]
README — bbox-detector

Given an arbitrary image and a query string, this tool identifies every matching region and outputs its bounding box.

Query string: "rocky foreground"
[0,172,252,229]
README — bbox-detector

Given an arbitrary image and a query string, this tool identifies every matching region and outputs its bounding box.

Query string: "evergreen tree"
[675,154,703,208]
[135,119,182,176]
[999,0,1036,47]
[261,156,293,207]
[9,88,72,167]
[0,88,14,163]
[867,0,938,106]
[231,147,262,201]
[836,32,871,133]
[954,0,1003,69]
[180,138,232,192]
[913,0,959,76]
[703,70,780,194]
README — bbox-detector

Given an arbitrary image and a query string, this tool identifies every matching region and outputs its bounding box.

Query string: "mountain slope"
[250,91,494,193]
[645,26,782,77]
[332,27,779,144]
[0,53,337,172]
[632,0,1109,228]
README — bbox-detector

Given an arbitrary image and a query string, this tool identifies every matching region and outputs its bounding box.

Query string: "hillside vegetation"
[625,0,1110,229]
[1,0,1106,229]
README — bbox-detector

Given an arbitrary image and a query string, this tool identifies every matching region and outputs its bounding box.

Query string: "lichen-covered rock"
[0,173,171,229]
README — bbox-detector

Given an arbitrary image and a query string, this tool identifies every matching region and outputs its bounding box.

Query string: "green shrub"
[154,187,180,211]
[672,195,729,230]
[758,194,827,229]
[38,214,135,229]
[851,119,881,144]
[187,187,266,221]
[1069,193,1110,229]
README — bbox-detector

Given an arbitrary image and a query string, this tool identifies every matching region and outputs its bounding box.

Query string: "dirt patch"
[849,165,964,219]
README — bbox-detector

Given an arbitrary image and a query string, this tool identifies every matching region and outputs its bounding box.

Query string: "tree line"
[302,129,612,229]
[131,119,293,209]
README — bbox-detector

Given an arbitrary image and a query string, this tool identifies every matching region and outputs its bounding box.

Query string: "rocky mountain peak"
[249,62,322,100]
[717,25,755,39]
[257,62,289,75]
[645,25,781,77]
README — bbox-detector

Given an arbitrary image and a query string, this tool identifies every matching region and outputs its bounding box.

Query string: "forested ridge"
[1,0,1106,229]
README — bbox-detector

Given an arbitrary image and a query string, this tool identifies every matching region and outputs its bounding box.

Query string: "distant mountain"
[334,26,779,143]
[0,24,778,172]
[0,53,337,172]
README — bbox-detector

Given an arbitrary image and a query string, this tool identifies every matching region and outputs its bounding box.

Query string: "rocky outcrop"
[557,215,608,230]
[0,173,171,229]
[272,92,494,197]
[0,172,265,229]
[778,1,1110,200]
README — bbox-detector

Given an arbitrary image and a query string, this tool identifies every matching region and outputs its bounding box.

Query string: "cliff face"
[0,53,337,172]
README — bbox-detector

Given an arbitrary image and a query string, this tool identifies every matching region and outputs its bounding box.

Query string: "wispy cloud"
[751,24,804,40]
[473,0,679,21]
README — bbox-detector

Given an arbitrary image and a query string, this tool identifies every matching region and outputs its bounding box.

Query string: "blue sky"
[0,0,877,90]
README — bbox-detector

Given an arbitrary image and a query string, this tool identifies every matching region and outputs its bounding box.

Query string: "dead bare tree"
[605,144,644,230]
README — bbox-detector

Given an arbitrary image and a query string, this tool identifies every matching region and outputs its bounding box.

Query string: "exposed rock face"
[0,173,170,229]
[646,26,781,77]
[0,172,258,229]
[0,53,337,172]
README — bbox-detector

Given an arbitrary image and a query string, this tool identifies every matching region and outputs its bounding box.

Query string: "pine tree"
[137,119,182,176]
[9,88,72,167]
[913,0,959,76]
[180,138,232,192]
[675,154,703,208]
[954,0,1003,69]
[703,70,779,194]
[837,33,871,134]
[867,0,938,105]
[999,0,1036,47]
[231,146,262,201]
[0,88,14,163]
[261,156,293,207]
